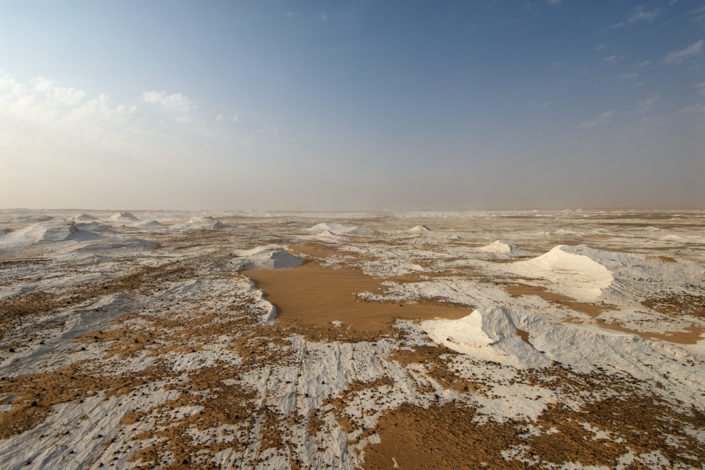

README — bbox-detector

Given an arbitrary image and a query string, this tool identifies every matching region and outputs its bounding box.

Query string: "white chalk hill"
[504,244,704,303]
[0,220,99,249]
[108,212,139,224]
[478,240,531,256]
[233,245,304,270]
[308,223,370,235]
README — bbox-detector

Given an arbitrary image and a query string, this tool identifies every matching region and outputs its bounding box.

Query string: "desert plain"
[1,209,704,469]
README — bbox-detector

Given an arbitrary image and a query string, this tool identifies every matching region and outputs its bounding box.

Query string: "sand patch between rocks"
[244,261,470,340]
[505,284,609,316]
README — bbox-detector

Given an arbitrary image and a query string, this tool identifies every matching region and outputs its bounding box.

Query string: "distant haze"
[1,1,704,210]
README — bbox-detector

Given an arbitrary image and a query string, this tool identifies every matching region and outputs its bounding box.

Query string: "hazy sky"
[1,0,704,210]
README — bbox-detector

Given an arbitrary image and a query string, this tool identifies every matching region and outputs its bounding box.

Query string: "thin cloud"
[626,7,658,23]
[527,100,555,110]
[619,73,638,80]
[611,6,658,28]
[603,55,624,64]
[260,122,280,135]
[143,91,194,114]
[31,77,87,106]
[697,81,705,96]
[688,6,705,23]
[679,103,705,113]
[0,75,233,157]
[634,96,658,113]
[637,60,651,67]
[664,39,704,64]
[216,113,239,123]
[576,110,614,128]
[0,75,139,150]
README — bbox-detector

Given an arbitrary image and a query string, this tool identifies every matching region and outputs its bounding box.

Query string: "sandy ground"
[244,260,470,341]
[1,209,704,469]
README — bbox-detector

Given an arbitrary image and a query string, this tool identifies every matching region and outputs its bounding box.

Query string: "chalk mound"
[234,245,304,270]
[478,240,529,256]
[421,307,549,368]
[308,223,369,235]
[169,216,226,231]
[199,217,225,229]
[72,213,99,222]
[109,212,139,223]
[189,216,219,224]
[0,220,99,249]
[73,220,113,233]
[507,244,705,303]
[310,230,341,242]
[423,310,495,349]
[134,220,165,230]
[421,304,699,376]
[184,216,226,230]
[408,224,432,232]
[508,245,613,302]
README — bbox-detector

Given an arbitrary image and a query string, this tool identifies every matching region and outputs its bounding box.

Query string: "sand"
[244,260,470,340]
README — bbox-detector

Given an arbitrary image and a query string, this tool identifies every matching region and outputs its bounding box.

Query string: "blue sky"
[1,0,704,210]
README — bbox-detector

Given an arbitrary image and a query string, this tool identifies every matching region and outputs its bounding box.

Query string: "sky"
[1,0,704,211]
